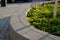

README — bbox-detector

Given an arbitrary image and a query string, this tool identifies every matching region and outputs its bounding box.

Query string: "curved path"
[0,2,60,40]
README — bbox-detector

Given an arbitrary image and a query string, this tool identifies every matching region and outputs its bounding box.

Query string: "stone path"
[0,1,60,40]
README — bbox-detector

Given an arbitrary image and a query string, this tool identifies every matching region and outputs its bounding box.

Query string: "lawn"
[26,3,60,36]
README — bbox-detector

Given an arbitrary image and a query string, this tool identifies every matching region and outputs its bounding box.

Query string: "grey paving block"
[23,31,45,40]
[48,35,60,40]
[16,26,31,35]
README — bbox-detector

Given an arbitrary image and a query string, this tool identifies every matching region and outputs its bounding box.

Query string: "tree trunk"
[53,0,58,17]
[1,0,6,7]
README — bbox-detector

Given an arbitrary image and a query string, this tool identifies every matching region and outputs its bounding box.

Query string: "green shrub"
[26,3,60,36]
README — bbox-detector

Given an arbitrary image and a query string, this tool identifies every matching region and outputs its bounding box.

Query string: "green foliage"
[26,3,60,36]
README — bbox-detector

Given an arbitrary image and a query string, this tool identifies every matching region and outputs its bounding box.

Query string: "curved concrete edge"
[9,26,29,40]
[25,7,31,16]
[25,7,32,25]
[10,16,30,40]
[9,5,31,40]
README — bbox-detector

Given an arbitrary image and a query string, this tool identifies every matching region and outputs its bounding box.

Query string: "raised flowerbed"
[26,3,60,36]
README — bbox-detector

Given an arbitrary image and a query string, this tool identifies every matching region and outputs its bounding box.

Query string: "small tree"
[53,0,58,17]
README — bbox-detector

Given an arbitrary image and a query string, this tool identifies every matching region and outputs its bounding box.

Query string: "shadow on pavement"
[0,16,29,40]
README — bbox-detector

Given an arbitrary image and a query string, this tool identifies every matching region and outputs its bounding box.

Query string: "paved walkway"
[0,2,60,40]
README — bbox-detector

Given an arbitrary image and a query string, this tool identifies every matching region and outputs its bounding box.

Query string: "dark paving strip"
[16,25,31,32]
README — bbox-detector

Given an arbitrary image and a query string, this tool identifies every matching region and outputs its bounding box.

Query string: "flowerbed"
[26,3,60,36]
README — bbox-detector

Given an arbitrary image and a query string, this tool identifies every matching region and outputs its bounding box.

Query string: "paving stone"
[42,37,54,40]
[16,26,31,35]
[10,16,20,24]
[23,31,44,40]
[29,26,49,35]
[48,35,60,40]
[11,22,25,30]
